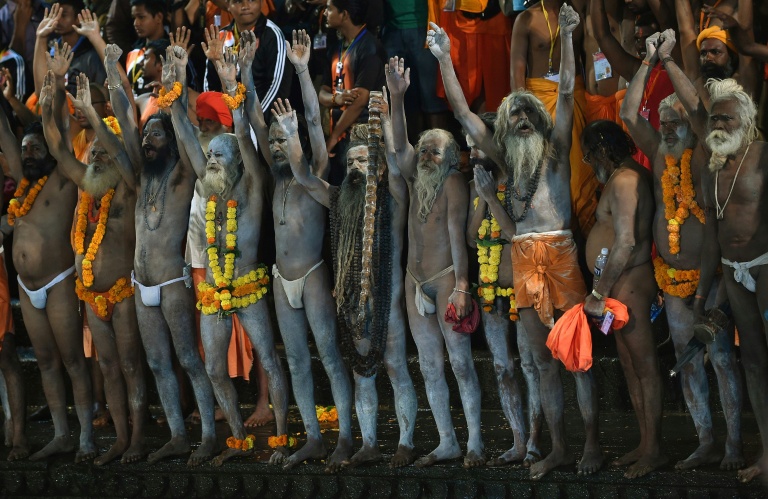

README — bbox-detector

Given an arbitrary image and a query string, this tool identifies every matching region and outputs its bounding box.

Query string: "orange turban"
[196,91,233,128]
[696,26,736,53]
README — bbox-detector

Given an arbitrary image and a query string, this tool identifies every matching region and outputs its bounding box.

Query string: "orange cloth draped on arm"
[526,76,599,236]
[193,267,254,380]
[546,298,629,371]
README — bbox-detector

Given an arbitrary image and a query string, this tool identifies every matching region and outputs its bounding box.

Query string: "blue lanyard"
[49,35,85,56]
[336,27,367,76]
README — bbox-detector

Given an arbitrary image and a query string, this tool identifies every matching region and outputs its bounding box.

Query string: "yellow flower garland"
[221,83,246,110]
[267,434,298,449]
[157,82,182,109]
[197,196,269,316]
[653,257,700,298]
[8,176,48,226]
[226,434,256,451]
[474,185,518,321]
[75,276,134,319]
[75,189,116,289]
[662,149,705,255]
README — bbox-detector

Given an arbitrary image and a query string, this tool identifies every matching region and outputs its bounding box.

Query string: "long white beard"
[202,167,230,195]
[413,160,449,222]
[706,127,747,171]
[82,163,122,197]
[503,129,547,188]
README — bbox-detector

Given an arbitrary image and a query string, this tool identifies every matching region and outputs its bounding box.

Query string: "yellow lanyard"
[542,2,560,72]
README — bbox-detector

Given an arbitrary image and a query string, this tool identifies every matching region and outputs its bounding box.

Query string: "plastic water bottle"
[593,248,609,289]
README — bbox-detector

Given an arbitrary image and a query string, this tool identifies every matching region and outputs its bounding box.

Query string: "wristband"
[661,56,675,66]
[296,67,307,75]
[591,289,604,300]
[453,288,472,295]
[694,294,706,300]
[641,59,652,67]
[107,81,121,90]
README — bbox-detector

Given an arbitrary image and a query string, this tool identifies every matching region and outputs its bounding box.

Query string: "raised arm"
[235,30,273,170]
[620,32,662,159]
[33,5,62,97]
[551,5,578,160]
[47,41,74,141]
[704,4,768,61]
[674,0,701,79]
[589,0,641,81]
[286,30,329,178]
[370,87,407,209]
[39,72,85,185]
[170,48,207,180]
[384,57,415,179]
[1,68,37,127]
[0,99,22,183]
[104,44,143,171]
[272,99,331,207]
[428,22,502,167]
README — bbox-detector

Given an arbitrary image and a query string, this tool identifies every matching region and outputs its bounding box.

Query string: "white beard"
[503,128,548,188]
[82,163,122,197]
[413,160,449,222]
[202,167,230,195]
[706,127,747,171]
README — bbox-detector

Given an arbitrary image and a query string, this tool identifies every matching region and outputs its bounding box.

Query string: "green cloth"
[384,0,428,30]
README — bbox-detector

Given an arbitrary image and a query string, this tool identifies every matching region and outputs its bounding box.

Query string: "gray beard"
[271,159,292,179]
[413,160,449,222]
[503,130,548,188]
[659,138,687,160]
[202,167,233,196]
[333,170,366,311]
[82,163,122,197]
[706,128,747,171]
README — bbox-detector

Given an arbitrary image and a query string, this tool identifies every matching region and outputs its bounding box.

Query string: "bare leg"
[483,310,527,466]
[244,354,275,427]
[573,369,603,475]
[516,320,543,466]
[347,372,383,468]
[384,305,417,468]
[91,355,111,428]
[0,334,28,460]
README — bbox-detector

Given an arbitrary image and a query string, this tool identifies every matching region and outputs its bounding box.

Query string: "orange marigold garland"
[8,176,48,225]
[75,276,134,319]
[267,434,298,449]
[662,150,705,254]
[75,189,115,288]
[157,82,182,109]
[102,116,122,137]
[653,257,700,298]
[226,434,256,451]
[221,83,246,110]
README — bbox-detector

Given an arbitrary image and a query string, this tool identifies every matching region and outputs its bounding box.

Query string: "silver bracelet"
[591,289,605,300]
[453,288,472,295]
[107,81,121,90]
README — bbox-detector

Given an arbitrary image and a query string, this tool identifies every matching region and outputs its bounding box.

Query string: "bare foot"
[342,445,382,468]
[244,404,275,428]
[7,437,30,461]
[529,449,575,480]
[75,441,98,463]
[121,442,147,464]
[4,419,12,447]
[720,448,745,471]
[523,449,542,468]
[414,441,462,468]
[675,442,722,470]
[737,460,765,483]
[611,446,642,467]
[189,436,216,467]
[624,453,668,478]
[212,447,253,467]
[325,438,353,473]
[577,446,604,475]
[282,438,326,470]
[93,409,112,429]
[185,410,201,425]
[463,449,486,468]
[390,444,417,468]
[29,435,75,461]
[269,446,290,465]
[487,445,527,466]
[148,436,190,464]
[94,441,129,466]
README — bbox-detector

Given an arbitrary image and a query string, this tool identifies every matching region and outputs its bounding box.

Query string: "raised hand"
[39,71,55,110]
[657,28,676,59]
[74,9,100,40]
[48,41,74,77]
[558,3,580,34]
[1,68,15,100]
[238,30,257,71]
[473,166,497,204]
[14,0,33,28]
[214,47,238,91]
[426,22,450,60]
[104,44,123,66]
[703,4,739,30]
[271,98,299,137]
[160,46,177,91]
[170,26,194,52]
[170,45,189,85]
[36,4,62,38]
[68,73,92,110]
[286,29,311,70]
[385,56,410,98]
[201,24,224,62]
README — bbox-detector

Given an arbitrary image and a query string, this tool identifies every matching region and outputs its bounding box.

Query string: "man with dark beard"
[621,31,744,473]
[677,76,768,484]
[386,57,484,469]
[169,44,290,467]
[98,44,217,467]
[466,113,541,468]
[428,5,603,479]
[0,107,89,463]
[40,69,145,466]
[274,94,418,468]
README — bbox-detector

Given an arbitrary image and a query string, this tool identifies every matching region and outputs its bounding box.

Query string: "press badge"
[544,71,560,83]
[593,50,612,81]
[600,310,615,335]
[640,107,650,120]
[314,33,327,50]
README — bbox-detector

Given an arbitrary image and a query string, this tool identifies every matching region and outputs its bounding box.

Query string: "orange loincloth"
[82,314,98,360]
[547,298,629,371]
[0,251,14,351]
[511,230,587,329]
[585,91,620,125]
[435,8,512,110]
[526,76,599,237]
[192,267,254,380]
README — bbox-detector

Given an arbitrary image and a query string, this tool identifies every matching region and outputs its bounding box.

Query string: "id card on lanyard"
[335,27,367,93]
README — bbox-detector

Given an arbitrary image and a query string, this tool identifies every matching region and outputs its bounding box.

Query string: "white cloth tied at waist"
[721,251,768,292]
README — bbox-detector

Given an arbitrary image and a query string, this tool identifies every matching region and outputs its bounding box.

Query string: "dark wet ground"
[0,405,764,497]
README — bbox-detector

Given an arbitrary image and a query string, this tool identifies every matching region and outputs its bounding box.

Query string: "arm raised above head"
[620,32,662,159]
[385,56,415,180]
[104,44,143,171]
[589,0,641,81]
[428,22,503,168]
[551,5,578,155]
[39,72,85,186]
[372,87,407,209]
[0,97,22,183]
[237,30,273,170]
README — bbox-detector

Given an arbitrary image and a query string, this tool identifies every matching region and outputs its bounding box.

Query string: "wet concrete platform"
[0,407,764,497]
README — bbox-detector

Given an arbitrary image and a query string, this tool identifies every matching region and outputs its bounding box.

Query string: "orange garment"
[139,96,160,132]
[585,91,621,125]
[25,92,75,116]
[82,314,98,359]
[73,129,94,163]
[0,251,14,350]
[547,298,629,372]
[511,230,587,329]
[205,1,233,30]
[192,267,254,380]
[526,76,599,236]
[435,8,512,110]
